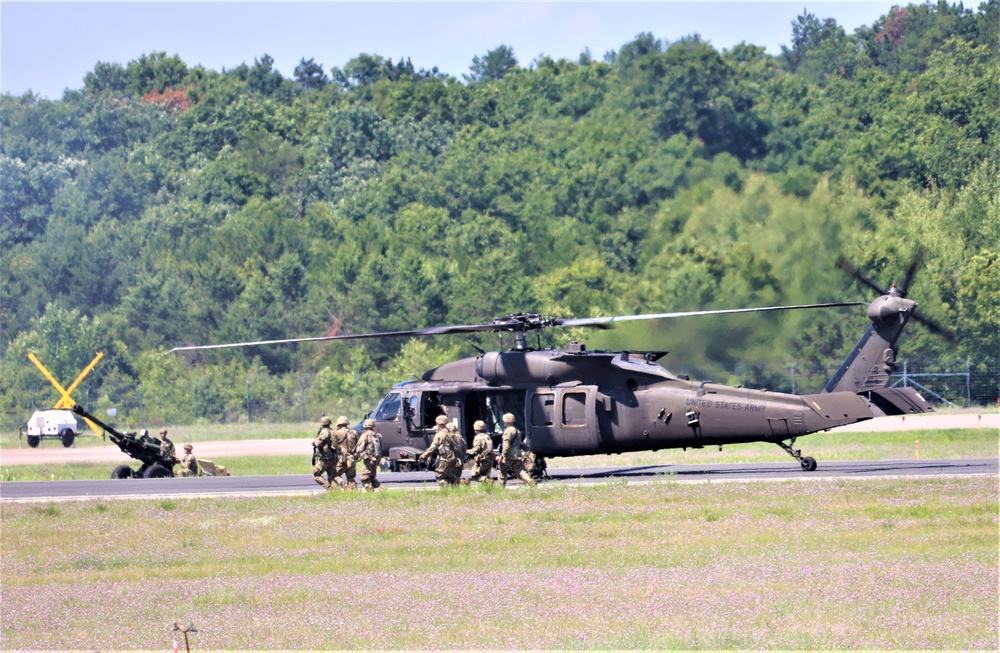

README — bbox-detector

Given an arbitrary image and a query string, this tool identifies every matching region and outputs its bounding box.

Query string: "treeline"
[2,1,997,426]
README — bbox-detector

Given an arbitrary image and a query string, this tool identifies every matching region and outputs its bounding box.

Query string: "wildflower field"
[2,476,997,650]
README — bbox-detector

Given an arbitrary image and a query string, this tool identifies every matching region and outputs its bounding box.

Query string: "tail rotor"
[836,250,955,342]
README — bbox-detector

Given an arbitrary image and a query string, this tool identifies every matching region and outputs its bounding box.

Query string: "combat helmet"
[502,412,515,424]
[336,415,350,427]
[435,414,449,426]
[473,420,486,432]
[363,418,376,429]
[319,416,332,426]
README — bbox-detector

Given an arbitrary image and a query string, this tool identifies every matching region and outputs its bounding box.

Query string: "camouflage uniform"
[178,445,199,477]
[445,422,467,485]
[332,416,358,490]
[312,417,338,490]
[523,450,547,481]
[158,428,176,465]
[466,420,494,484]
[420,415,462,487]
[498,413,535,487]
[354,418,383,491]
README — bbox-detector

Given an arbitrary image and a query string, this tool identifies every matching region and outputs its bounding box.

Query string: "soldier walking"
[355,418,383,491]
[466,420,494,484]
[332,415,358,490]
[312,416,338,490]
[178,443,199,477]
[445,422,467,485]
[419,414,461,487]
[497,413,535,488]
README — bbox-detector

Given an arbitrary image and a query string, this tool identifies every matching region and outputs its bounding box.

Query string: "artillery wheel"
[395,460,415,472]
[143,463,172,478]
[111,465,134,479]
[27,435,41,448]
[60,428,75,448]
[801,456,818,472]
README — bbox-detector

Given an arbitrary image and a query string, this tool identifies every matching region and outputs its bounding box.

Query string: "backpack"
[370,431,383,459]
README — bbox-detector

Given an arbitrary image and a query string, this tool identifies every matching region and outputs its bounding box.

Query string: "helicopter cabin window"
[530,393,555,427]
[375,392,402,421]
[562,392,587,426]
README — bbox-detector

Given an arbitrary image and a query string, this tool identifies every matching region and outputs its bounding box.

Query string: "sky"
[1,1,900,100]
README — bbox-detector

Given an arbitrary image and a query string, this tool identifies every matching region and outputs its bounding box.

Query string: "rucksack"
[370,431,383,459]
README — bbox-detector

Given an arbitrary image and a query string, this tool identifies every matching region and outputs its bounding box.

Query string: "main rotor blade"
[167,320,525,352]
[836,257,888,296]
[556,301,867,329]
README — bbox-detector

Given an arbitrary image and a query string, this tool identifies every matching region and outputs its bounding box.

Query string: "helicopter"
[170,258,949,473]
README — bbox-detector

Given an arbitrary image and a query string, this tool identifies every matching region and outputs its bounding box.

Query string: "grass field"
[1,476,996,650]
[2,427,996,482]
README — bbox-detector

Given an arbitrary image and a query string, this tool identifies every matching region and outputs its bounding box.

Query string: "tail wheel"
[111,465,134,479]
[60,428,75,448]
[26,435,41,448]
[801,456,818,472]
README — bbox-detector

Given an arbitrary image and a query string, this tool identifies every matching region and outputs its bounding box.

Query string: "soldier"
[158,428,177,466]
[419,415,461,487]
[332,415,358,490]
[178,443,199,477]
[312,416,338,490]
[354,418,383,491]
[445,422,467,485]
[497,413,535,488]
[466,420,495,484]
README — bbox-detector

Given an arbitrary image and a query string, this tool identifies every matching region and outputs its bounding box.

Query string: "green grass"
[1,477,996,650]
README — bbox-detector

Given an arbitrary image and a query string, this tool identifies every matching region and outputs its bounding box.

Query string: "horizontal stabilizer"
[863,387,934,416]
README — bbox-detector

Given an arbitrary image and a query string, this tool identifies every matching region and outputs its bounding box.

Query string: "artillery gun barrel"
[69,404,165,465]
[69,404,126,441]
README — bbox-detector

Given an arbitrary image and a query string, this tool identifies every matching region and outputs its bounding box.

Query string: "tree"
[780,11,844,72]
[248,54,285,95]
[465,45,519,83]
[293,58,329,90]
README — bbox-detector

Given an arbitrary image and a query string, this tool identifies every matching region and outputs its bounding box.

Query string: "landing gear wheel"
[27,435,41,448]
[60,428,75,448]
[776,438,818,472]
[143,463,172,478]
[111,465,134,479]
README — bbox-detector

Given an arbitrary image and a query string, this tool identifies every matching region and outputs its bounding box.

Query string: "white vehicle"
[25,409,78,448]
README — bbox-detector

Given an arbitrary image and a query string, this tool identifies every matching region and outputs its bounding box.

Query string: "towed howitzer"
[70,404,176,479]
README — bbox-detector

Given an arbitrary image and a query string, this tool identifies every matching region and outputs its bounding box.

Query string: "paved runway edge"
[2,458,996,502]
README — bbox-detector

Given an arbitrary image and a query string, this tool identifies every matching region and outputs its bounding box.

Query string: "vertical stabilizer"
[823,291,916,393]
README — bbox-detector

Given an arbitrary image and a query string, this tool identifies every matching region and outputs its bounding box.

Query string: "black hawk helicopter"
[170,259,948,473]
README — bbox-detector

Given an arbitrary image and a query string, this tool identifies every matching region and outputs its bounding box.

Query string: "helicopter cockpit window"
[530,393,555,427]
[375,392,402,421]
[562,392,587,426]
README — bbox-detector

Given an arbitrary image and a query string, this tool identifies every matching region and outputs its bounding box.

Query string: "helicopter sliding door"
[526,386,600,457]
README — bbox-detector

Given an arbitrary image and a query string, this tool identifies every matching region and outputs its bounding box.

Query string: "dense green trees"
[2,1,997,425]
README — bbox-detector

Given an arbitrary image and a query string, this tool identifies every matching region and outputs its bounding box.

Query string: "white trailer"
[25,409,79,447]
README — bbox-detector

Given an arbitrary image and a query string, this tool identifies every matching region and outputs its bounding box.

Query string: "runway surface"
[1,458,995,501]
